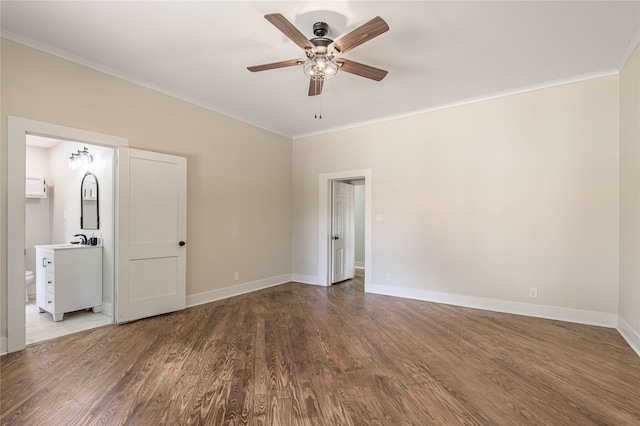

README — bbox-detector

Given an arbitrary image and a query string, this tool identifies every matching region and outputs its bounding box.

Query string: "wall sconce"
[68,147,93,170]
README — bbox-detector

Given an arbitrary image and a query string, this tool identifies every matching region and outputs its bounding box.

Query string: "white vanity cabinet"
[35,245,102,321]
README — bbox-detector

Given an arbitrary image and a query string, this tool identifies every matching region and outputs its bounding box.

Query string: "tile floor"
[26,299,113,345]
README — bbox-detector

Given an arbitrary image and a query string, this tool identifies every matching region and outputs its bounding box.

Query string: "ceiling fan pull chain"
[314,83,322,119]
[314,79,320,119]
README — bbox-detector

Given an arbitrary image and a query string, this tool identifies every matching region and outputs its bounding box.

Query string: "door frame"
[330,181,356,284]
[5,116,128,353]
[318,169,371,289]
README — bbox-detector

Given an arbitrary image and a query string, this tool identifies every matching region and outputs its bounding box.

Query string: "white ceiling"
[2,1,639,139]
[26,134,62,148]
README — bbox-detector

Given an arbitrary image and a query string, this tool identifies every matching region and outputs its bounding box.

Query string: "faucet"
[74,234,88,245]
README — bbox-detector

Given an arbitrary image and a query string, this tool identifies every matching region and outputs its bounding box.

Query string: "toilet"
[25,271,34,302]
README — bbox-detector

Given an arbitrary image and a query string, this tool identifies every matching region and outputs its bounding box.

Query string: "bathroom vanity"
[35,244,102,321]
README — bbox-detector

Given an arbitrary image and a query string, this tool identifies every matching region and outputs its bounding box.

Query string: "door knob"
[179,241,186,246]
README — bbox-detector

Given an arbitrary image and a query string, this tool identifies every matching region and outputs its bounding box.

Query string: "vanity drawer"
[46,292,54,308]
[46,272,54,292]
[43,256,54,273]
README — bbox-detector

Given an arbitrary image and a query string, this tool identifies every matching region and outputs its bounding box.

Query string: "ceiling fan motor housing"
[313,22,329,37]
[311,22,333,50]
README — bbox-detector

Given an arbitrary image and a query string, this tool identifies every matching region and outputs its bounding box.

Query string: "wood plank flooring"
[2,277,639,425]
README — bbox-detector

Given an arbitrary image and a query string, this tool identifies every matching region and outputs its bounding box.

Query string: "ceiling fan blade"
[308,79,324,96]
[330,16,389,54]
[265,13,313,51]
[338,59,388,81]
[247,59,303,72]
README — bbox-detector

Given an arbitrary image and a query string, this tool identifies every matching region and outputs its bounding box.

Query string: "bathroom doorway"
[6,116,129,353]
[25,135,115,344]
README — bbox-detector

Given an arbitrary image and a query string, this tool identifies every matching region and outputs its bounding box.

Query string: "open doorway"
[7,117,186,354]
[329,179,366,284]
[318,169,372,289]
[6,116,129,353]
[25,135,115,344]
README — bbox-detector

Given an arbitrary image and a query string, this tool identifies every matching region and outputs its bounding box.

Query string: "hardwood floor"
[2,277,639,425]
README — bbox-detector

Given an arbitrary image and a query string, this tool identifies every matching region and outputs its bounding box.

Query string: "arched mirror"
[81,171,99,229]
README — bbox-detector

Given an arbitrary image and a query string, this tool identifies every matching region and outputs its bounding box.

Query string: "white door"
[331,181,355,283]
[117,147,187,323]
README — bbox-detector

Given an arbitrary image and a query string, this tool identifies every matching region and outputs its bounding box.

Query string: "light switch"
[376,214,384,222]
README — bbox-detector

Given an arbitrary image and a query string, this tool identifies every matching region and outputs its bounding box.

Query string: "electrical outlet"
[234,272,239,281]
[528,287,538,298]
[386,273,391,281]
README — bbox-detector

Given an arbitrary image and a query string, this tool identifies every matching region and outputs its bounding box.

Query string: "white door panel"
[129,157,180,242]
[117,147,187,323]
[129,257,178,301]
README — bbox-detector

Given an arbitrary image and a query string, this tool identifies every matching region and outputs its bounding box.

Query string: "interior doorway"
[6,116,129,353]
[24,135,115,344]
[318,169,372,289]
[7,117,186,354]
[329,179,367,284]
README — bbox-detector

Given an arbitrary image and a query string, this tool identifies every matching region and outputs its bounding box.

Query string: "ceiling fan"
[247,13,389,96]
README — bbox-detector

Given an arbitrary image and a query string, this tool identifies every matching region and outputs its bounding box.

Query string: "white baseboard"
[355,262,365,269]
[186,274,291,308]
[618,316,640,358]
[367,283,618,328]
[291,274,325,286]
[0,336,7,356]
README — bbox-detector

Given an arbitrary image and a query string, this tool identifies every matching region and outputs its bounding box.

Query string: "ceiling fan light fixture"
[303,54,339,80]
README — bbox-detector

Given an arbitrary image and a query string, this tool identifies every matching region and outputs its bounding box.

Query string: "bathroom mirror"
[81,172,99,229]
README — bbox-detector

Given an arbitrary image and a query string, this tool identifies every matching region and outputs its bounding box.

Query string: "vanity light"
[68,153,79,170]
[68,147,93,170]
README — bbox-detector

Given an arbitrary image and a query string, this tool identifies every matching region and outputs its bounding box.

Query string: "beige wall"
[293,75,620,316]
[619,44,640,344]
[1,40,292,341]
